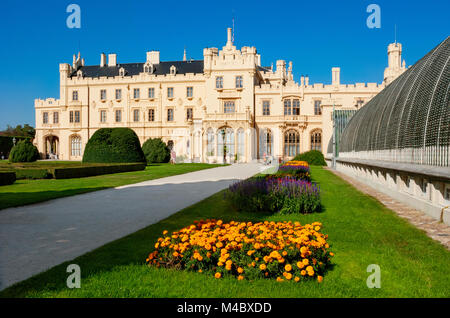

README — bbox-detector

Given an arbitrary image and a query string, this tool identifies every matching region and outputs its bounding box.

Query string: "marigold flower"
[317,276,323,283]
[215,272,221,279]
[301,270,306,276]
[294,276,300,282]
[302,259,309,265]
[237,267,244,274]
[237,275,244,280]
[259,264,267,271]
[285,264,292,272]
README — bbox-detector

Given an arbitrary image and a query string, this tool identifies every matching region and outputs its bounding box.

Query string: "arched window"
[143,62,153,74]
[206,128,215,156]
[237,128,245,160]
[284,130,300,157]
[217,128,234,157]
[311,130,322,151]
[259,128,273,157]
[283,98,300,115]
[71,135,82,156]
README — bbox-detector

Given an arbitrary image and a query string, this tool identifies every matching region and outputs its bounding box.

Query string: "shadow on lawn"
[0,188,108,211]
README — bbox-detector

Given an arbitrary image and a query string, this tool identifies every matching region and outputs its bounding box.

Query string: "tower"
[384,42,406,85]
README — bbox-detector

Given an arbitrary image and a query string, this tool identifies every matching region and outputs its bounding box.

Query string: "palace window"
[237,128,245,160]
[187,87,193,98]
[69,111,73,123]
[217,128,235,157]
[224,101,235,113]
[167,87,174,98]
[133,109,140,122]
[74,111,80,123]
[259,129,273,157]
[148,87,155,98]
[235,76,243,88]
[53,112,59,124]
[133,88,140,99]
[356,99,364,109]
[167,108,174,121]
[263,101,270,116]
[100,110,107,123]
[284,130,300,157]
[206,128,215,156]
[292,99,300,115]
[115,89,122,100]
[216,76,223,89]
[43,112,48,124]
[314,100,322,115]
[186,108,193,120]
[115,109,122,122]
[311,130,322,151]
[284,99,292,115]
[100,89,107,100]
[72,90,78,101]
[71,136,82,157]
[148,109,155,121]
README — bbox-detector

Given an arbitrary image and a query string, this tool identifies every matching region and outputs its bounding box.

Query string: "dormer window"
[144,62,153,74]
[76,70,83,79]
[119,67,126,77]
[170,65,176,75]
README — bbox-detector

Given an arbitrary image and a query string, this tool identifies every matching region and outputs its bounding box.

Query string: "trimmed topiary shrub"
[82,128,146,164]
[8,140,39,163]
[0,171,16,186]
[293,150,326,166]
[142,138,170,163]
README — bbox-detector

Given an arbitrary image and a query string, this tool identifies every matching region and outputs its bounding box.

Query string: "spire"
[183,47,187,61]
[226,27,233,47]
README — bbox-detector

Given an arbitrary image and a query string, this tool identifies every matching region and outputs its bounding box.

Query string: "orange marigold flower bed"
[146,219,333,282]
[284,160,309,167]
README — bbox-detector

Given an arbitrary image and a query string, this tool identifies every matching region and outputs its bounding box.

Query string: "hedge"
[293,150,326,166]
[51,163,146,179]
[83,128,146,164]
[14,169,52,180]
[0,171,16,186]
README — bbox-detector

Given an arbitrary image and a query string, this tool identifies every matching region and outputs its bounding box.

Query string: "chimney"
[332,67,340,85]
[100,53,106,67]
[300,76,304,86]
[146,51,160,64]
[226,27,233,46]
[305,76,309,86]
[108,53,117,67]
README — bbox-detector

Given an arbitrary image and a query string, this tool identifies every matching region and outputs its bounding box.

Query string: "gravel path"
[0,163,263,291]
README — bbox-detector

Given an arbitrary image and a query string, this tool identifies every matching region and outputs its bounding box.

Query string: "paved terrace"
[0,163,263,291]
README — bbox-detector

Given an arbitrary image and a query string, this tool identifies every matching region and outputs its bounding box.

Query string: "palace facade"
[34,28,406,163]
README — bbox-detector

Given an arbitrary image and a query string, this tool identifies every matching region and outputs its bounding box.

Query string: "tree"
[142,138,170,163]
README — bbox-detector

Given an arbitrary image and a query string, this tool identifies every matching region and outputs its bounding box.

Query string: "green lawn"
[1,166,449,297]
[0,163,224,210]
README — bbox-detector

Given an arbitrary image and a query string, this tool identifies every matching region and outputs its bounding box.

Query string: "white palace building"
[34,28,406,162]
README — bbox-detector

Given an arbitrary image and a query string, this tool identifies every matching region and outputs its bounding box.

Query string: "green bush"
[0,171,16,186]
[0,136,31,159]
[142,138,170,163]
[52,163,146,179]
[293,150,326,166]
[82,128,146,164]
[15,169,52,179]
[8,140,40,163]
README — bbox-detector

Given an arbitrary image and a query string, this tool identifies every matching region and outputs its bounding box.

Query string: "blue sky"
[0,0,448,130]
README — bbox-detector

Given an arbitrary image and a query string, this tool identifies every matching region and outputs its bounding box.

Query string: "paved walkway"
[0,163,263,291]
[327,167,450,250]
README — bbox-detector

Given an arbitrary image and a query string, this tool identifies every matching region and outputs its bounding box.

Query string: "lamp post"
[332,101,336,169]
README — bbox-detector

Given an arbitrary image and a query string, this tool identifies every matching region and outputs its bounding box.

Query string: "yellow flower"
[237,267,244,274]
[301,270,306,276]
[237,275,244,281]
[276,277,284,282]
[259,263,267,271]
[284,264,292,272]
[162,230,168,235]
[215,272,221,279]
[297,261,304,269]
[317,276,323,283]
[302,259,309,265]
[285,273,293,280]
[294,276,300,282]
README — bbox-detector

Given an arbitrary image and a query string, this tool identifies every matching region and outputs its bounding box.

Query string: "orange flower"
[284,264,292,272]
[294,276,300,282]
[237,267,244,274]
[237,275,244,281]
[259,264,267,271]
[317,276,323,283]
[215,272,221,279]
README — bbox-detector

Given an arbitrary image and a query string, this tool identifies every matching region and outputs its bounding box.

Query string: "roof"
[70,60,204,78]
